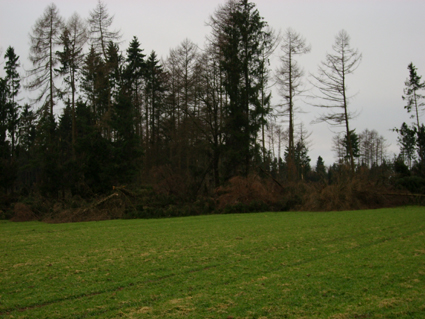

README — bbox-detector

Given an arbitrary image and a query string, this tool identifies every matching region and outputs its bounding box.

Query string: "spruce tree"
[4,46,21,157]
[211,0,272,178]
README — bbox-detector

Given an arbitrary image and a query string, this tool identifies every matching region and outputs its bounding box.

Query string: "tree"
[27,4,63,116]
[165,39,200,172]
[144,51,167,168]
[275,28,311,180]
[402,63,425,164]
[57,13,88,154]
[315,156,326,179]
[342,129,360,161]
[310,30,362,172]
[358,129,388,167]
[195,45,226,188]
[397,122,416,169]
[210,0,273,177]
[4,46,21,157]
[124,36,146,140]
[88,0,121,60]
[0,78,8,156]
[80,45,107,117]
[402,63,425,130]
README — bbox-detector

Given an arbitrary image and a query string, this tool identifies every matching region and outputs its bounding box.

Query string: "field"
[0,207,424,318]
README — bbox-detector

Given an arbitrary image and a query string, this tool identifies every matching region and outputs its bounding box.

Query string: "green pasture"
[1,207,424,318]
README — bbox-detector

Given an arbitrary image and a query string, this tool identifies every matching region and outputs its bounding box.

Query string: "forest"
[1,0,424,222]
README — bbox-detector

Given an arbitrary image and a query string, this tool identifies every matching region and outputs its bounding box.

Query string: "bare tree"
[275,28,311,180]
[26,3,63,116]
[57,13,88,153]
[359,129,388,167]
[88,1,121,60]
[310,30,362,172]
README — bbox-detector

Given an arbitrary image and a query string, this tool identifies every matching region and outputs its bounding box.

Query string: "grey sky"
[1,0,425,165]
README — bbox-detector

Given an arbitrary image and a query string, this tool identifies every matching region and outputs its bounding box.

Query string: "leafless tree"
[88,1,121,60]
[275,28,311,180]
[58,13,88,152]
[359,129,388,167]
[310,29,362,172]
[26,3,63,116]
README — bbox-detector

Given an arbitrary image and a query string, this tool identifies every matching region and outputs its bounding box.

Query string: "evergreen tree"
[211,0,273,178]
[397,122,416,169]
[124,36,145,140]
[316,156,326,179]
[342,129,360,161]
[81,45,108,118]
[144,51,167,167]
[403,63,425,130]
[4,47,21,158]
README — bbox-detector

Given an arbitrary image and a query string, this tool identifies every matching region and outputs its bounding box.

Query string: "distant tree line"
[0,0,424,218]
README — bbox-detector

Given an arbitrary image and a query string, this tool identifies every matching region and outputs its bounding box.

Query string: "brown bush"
[151,165,190,199]
[11,203,38,222]
[216,174,282,209]
[44,193,127,223]
[299,177,409,211]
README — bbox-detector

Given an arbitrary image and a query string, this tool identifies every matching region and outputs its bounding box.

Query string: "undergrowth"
[0,169,418,222]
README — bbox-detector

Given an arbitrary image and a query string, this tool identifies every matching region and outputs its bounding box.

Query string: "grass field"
[0,207,424,318]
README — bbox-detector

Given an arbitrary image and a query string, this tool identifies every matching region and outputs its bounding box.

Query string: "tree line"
[1,0,424,217]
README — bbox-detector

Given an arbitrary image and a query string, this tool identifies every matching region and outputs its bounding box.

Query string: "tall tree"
[0,78,8,156]
[80,45,107,118]
[88,0,121,60]
[57,13,88,154]
[144,51,167,168]
[402,63,425,130]
[124,36,145,140]
[402,63,425,164]
[196,45,226,188]
[210,0,273,177]
[27,3,63,116]
[275,28,311,180]
[310,29,362,172]
[4,46,21,157]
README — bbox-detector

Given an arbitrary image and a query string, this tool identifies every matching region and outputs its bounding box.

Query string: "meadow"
[0,207,424,318]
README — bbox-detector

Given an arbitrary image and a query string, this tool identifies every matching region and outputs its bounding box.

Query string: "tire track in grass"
[2,225,422,316]
[0,263,223,315]
[2,216,423,317]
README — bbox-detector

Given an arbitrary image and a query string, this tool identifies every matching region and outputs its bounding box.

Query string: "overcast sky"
[1,0,425,165]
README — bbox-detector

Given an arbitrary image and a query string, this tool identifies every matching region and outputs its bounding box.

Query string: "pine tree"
[124,36,145,140]
[397,122,416,169]
[4,46,21,157]
[403,63,425,130]
[211,0,272,178]
[315,156,327,180]
[81,45,107,118]
[144,51,167,167]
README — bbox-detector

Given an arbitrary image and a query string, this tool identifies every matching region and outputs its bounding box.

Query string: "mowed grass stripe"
[0,207,424,318]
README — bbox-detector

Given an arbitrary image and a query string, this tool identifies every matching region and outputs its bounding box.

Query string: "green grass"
[0,207,424,318]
